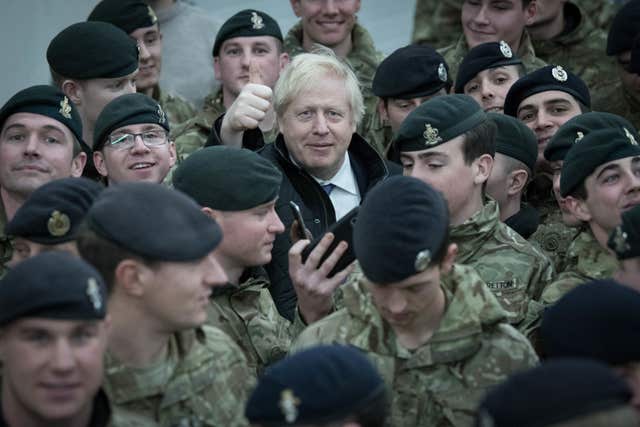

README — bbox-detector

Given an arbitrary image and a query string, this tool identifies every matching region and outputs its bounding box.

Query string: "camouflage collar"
[567,230,619,279]
[532,2,598,53]
[450,198,501,264]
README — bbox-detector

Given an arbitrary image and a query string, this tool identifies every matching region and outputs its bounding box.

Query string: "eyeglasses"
[106,129,168,150]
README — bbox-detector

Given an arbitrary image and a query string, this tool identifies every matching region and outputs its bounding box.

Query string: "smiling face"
[290,0,361,50]
[461,0,536,50]
[464,65,522,113]
[130,24,162,94]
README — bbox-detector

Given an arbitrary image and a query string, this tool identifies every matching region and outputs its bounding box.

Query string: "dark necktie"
[321,183,335,195]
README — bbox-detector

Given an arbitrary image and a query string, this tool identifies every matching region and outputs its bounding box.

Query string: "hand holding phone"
[289,201,312,241]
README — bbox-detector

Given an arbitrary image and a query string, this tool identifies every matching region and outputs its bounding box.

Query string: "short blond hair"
[273,47,365,128]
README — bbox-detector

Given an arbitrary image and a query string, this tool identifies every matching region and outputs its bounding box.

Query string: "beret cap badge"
[423,124,442,146]
[147,5,158,24]
[438,63,448,82]
[551,65,568,82]
[47,210,71,237]
[499,40,513,58]
[414,249,432,272]
[624,127,638,145]
[157,105,166,124]
[59,96,72,119]
[251,11,265,30]
[574,131,584,144]
[279,389,300,423]
[612,226,631,255]
[86,278,103,312]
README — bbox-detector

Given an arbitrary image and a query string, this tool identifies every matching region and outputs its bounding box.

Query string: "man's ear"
[473,154,494,185]
[564,195,591,222]
[507,168,529,196]
[201,207,224,224]
[93,151,109,178]
[524,0,537,25]
[290,0,302,17]
[70,151,87,177]
[62,79,82,105]
[439,243,458,275]
[113,259,148,297]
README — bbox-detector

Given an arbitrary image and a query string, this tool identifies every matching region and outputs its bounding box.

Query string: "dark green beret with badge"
[455,40,523,94]
[6,177,104,244]
[93,93,169,151]
[354,175,449,284]
[606,0,640,56]
[372,44,450,99]
[503,65,590,117]
[545,112,639,162]
[609,204,640,260]
[0,251,107,325]
[213,9,282,57]
[560,127,640,197]
[47,21,139,79]
[86,182,222,261]
[88,0,158,34]
[0,84,85,150]
[173,146,282,211]
[246,345,386,426]
[389,94,488,159]
[488,112,537,172]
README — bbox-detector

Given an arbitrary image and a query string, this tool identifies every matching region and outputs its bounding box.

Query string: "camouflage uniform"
[529,208,582,273]
[284,22,384,138]
[152,85,196,128]
[105,326,252,427]
[576,0,623,31]
[531,2,617,94]
[0,199,12,278]
[439,32,546,83]
[293,264,539,427]
[412,0,462,48]
[451,199,555,327]
[592,83,640,131]
[362,111,393,156]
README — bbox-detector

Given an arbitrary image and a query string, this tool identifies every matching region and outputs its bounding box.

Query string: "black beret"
[93,93,170,151]
[609,204,640,259]
[476,358,633,427]
[455,41,523,93]
[0,251,107,325]
[503,65,590,117]
[245,345,386,426]
[6,178,104,244]
[0,85,85,150]
[354,175,449,284]
[541,279,640,365]
[545,112,639,162]
[560,127,640,197]
[86,182,222,261]
[372,44,450,99]
[488,112,537,172]
[47,21,139,79]
[391,94,488,156]
[606,0,640,56]
[88,0,157,34]
[173,146,282,211]
[213,10,283,57]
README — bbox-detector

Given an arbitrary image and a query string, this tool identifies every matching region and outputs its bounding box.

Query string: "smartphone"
[289,201,311,241]
[300,207,358,278]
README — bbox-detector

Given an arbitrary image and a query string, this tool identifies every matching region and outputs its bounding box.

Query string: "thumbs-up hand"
[223,60,273,133]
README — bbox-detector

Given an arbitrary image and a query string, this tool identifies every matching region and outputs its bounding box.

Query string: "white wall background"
[0,0,416,103]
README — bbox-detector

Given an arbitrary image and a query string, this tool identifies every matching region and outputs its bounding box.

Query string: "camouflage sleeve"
[171,117,211,160]
[539,270,585,306]
[290,309,351,353]
[162,94,196,128]
[110,407,161,427]
[528,249,556,301]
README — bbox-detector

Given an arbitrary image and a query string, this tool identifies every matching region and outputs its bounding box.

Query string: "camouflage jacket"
[531,2,616,93]
[412,0,463,48]
[206,269,304,378]
[439,32,547,83]
[592,82,640,131]
[104,327,252,427]
[293,264,539,427]
[529,209,582,274]
[0,198,11,278]
[451,199,555,327]
[575,0,622,31]
[284,22,384,138]
[152,85,196,129]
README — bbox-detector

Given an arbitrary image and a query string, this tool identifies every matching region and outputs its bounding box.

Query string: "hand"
[289,233,355,324]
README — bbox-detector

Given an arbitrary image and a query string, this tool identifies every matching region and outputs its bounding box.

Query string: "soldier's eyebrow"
[417,151,447,160]
[517,104,536,116]
[595,163,621,179]
[543,98,574,108]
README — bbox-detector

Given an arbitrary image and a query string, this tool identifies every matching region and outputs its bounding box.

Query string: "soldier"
[246,345,388,427]
[438,0,545,82]
[0,251,157,426]
[88,0,195,127]
[526,1,615,92]
[5,177,103,266]
[76,183,252,426]
[0,85,88,276]
[593,0,640,129]
[476,358,640,426]
[367,44,451,154]
[293,175,538,426]
[47,22,139,150]
[92,93,176,185]
[454,40,525,113]
[485,113,539,239]
[286,0,383,137]
[172,9,288,159]
[391,94,554,327]
[609,204,640,290]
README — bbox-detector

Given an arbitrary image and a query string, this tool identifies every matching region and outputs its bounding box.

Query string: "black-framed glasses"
[107,129,168,150]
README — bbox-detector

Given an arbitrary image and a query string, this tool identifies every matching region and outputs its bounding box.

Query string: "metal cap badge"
[59,96,72,119]
[551,65,568,82]
[438,63,448,82]
[47,210,71,237]
[251,11,265,30]
[414,249,432,272]
[624,127,638,145]
[423,124,442,146]
[86,278,103,312]
[279,389,300,423]
[499,40,513,58]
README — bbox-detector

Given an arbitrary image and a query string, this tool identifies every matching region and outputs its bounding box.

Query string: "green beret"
[354,176,449,284]
[455,41,523,94]
[173,146,282,211]
[609,204,640,260]
[93,93,170,151]
[0,85,85,150]
[560,127,640,197]
[213,9,283,56]
[88,0,158,34]
[6,178,104,244]
[545,112,639,162]
[47,21,139,79]
[391,94,487,156]
[488,112,537,172]
[606,0,640,56]
[86,182,222,261]
[0,252,107,325]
